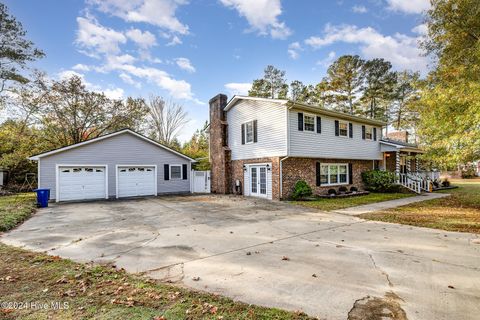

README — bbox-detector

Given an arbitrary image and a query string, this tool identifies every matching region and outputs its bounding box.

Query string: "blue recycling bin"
[34,189,50,208]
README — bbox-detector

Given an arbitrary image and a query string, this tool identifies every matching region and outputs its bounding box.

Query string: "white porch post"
[406,152,411,173]
[395,151,400,182]
[416,156,420,172]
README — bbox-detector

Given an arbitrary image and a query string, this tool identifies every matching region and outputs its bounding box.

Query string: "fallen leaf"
[282,256,290,261]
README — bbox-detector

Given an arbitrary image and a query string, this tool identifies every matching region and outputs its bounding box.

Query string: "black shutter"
[316,116,321,133]
[182,164,187,180]
[362,125,366,140]
[241,123,245,145]
[373,127,377,141]
[348,163,353,184]
[349,123,353,138]
[164,164,170,180]
[335,120,339,136]
[298,113,304,131]
[316,162,321,186]
[253,120,258,143]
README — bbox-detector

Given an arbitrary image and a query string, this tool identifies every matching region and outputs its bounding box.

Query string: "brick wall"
[281,157,373,199]
[231,157,281,199]
[387,131,409,143]
[209,94,230,194]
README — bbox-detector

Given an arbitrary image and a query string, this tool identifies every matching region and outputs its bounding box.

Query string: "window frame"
[320,163,349,186]
[303,113,316,132]
[338,121,349,137]
[365,126,373,140]
[170,164,182,180]
[244,120,255,144]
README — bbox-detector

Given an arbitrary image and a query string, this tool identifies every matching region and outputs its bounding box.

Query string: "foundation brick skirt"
[281,158,374,199]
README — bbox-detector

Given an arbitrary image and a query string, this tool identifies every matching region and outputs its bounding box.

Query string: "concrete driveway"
[2,195,479,320]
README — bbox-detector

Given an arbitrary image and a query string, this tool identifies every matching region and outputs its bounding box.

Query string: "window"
[170,165,182,179]
[245,121,254,144]
[365,126,373,140]
[320,163,349,185]
[304,114,315,132]
[339,121,348,137]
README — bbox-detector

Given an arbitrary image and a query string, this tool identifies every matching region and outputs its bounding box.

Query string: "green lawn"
[0,193,36,232]
[291,192,414,211]
[360,179,480,234]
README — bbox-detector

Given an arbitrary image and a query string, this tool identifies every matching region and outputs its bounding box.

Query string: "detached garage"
[29,129,195,202]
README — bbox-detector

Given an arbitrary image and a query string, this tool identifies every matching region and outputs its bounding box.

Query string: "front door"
[250,165,267,197]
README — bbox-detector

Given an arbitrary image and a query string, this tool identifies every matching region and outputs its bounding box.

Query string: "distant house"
[209,94,426,200]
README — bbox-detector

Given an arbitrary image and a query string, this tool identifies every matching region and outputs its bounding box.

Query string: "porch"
[380,139,438,193]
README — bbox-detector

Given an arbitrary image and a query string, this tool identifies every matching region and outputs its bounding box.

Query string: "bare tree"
[147,96,189,147]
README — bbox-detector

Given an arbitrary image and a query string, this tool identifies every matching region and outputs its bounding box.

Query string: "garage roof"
[29,129,195,162]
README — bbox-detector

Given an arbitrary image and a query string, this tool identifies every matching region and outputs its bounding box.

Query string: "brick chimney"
[387,131,409,143]
[209,94,231,194]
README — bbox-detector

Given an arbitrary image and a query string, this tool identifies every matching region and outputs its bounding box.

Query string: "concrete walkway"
[334,192,450,215]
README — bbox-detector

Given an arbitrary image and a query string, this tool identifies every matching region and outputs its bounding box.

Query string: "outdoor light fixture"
[243,165,247,172]
[266,164,271,171]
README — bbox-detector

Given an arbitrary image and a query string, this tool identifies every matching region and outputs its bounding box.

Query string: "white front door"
[58,166,106,201]
[193,170,210,193]
[117,166,156,198]
[250,165,267,197]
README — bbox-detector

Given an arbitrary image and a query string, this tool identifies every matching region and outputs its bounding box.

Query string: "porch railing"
[397,173,423,194]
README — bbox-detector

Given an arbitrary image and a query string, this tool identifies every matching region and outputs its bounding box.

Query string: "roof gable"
[29,129,195,162]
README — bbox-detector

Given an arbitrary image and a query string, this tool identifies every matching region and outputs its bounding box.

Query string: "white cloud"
[316,51,336,67]
[88,0,189,35]
[220,0,291,39]
[288,42,302,59]
[126,28,157,48]
[386,0,430,14]
[174,57,196,73]
[352,5,367,13]
[119,73,141,88]
[305,24,428,72]
[224,82,252,96]
[412,23,428,35]
[103,87,124,99]
[166,35,182,46]
[57,70,124,99]
[72,63,91,72]
[76,15,127,56]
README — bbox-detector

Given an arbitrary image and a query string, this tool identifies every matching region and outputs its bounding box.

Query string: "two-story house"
[209,94,425,200]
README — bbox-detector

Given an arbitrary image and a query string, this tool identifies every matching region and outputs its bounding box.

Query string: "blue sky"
[5,0,430,141]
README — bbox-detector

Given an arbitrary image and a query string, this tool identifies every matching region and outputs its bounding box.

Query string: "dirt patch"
[348,292,407,320]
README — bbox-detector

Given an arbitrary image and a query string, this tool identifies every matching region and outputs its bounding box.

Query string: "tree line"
[248,58,420,131]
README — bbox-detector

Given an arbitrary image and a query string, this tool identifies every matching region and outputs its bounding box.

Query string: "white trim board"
[29,129,195,162]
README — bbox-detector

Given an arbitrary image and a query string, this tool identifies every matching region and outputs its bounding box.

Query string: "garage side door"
[117,166,156,198]
[58,166,106,201]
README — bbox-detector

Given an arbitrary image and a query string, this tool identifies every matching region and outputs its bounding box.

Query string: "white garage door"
[117,166,156,198]
[58,166,106,201]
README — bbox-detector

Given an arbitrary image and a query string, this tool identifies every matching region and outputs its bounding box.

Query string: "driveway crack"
[368,253,394,287]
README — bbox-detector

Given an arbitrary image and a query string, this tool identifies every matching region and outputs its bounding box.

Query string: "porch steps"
[397,173,432,194]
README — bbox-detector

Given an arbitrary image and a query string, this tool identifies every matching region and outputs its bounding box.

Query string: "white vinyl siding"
[38,132,191,200]
[228,99,287,160]
[289,109,383,160]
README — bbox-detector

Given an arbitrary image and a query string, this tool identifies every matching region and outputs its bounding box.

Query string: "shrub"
[327,188,337,196]
[338,186,348,193]
[461,168,476,179]
[350,186,358,192]
[442,179,450,187]
[432,179,440,188]
[291,180,312,200]
[361,170,396,192]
